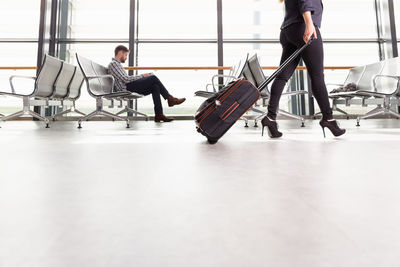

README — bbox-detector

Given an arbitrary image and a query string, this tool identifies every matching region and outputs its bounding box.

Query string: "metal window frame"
[387,0,398,57]
[375,0,398,60]
[217,0,224,89]
[128,0,137,116]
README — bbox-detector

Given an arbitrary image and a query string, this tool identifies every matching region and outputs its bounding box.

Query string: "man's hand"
[143,73,153,77]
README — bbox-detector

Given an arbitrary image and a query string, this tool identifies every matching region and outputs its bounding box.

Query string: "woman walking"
[262,0,346,138]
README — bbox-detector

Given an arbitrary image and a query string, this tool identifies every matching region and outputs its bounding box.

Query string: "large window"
[0,0,393,117]
[136,43,217,114]
[59,0,130,113]
[223,0,283,39]
[0,1,41,39]
[223,0,379,66]
[62,0,218,115]
[322,0,378,39]
[68,0,130,39]
[0,0,41,115]
[222,0,379,116]
[395,0,400,42]
[139,0,217,39]
[136,0,218,114]
[0,44,38,114]
[63,0,381,115]
[138,0,217,114]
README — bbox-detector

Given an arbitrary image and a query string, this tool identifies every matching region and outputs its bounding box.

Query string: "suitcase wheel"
[207,139,218,145]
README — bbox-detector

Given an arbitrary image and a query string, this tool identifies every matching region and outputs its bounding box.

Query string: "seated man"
[108,45,185,122]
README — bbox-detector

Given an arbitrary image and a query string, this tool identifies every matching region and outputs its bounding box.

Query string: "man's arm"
[109,61,145,84]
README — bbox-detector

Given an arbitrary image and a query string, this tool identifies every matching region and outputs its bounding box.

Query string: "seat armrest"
[373,74,400,81]
[87,74,115,80]
[206,83,224,92]
[211,75,237,92]
[206,83,215,93]
[282,90,308,96]
[126,92,143,98]
[329,91,373,98]
[260,91,270,98]
[326,83,344,87]
[0,91,31,98]
[86,75,115,92]
[9,75,36,95]
[102,91,132,98]
[115,92,144,100]
[195,91,215,97]
[373,75,400,95]
[355,90,389,97]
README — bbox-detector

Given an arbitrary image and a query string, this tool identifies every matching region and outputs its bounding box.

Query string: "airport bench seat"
[75,54,148,128]
[0,55,64,128]
[325,57,400,125]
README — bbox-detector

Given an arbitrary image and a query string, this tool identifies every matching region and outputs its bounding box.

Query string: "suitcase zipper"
[196,95,219,119]
[196,102,216,121]
[198,105,216,125]
[216,79,243,101]
[218,80,245,103]
[221,101,239,120]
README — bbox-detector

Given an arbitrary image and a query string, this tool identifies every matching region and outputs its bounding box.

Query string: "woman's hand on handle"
[302,11,318,43]
[304,22,317,43]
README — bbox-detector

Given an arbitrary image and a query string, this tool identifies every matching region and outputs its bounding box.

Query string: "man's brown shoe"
[154,114,174,122]
[168,96,186,107]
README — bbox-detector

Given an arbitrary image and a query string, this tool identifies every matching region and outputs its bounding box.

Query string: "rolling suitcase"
[195,38,314,144]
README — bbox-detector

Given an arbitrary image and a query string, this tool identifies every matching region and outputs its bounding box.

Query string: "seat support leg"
[356,102,387,127]
[278,109,305,127]
[78,98,130,129]
[1,97,50,128]
[0,110,25,122]
[115,106,149,121]
[52,102,87,121]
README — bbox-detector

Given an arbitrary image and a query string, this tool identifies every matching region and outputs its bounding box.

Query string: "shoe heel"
[262,126,265,137]
[321,126,326,138]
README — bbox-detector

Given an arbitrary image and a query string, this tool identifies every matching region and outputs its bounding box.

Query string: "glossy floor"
[0,119,399,267]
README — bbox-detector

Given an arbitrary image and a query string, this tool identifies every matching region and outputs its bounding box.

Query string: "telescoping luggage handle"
[258,36,315,92]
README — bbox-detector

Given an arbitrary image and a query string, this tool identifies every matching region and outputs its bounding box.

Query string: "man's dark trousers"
[126,75,171,114]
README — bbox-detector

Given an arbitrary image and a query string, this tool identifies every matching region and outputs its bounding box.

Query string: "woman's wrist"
[302,11,314,26]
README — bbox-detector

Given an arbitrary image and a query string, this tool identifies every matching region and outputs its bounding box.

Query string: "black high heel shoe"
[261,116,283,138]
[319,119,346,138]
